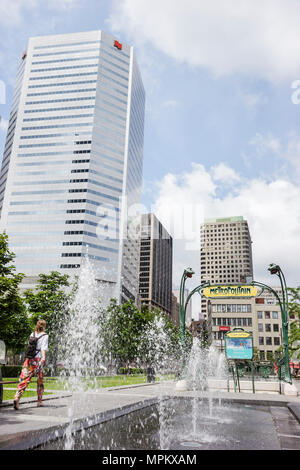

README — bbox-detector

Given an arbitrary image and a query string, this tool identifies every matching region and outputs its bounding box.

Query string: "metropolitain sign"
[203,285,257,298]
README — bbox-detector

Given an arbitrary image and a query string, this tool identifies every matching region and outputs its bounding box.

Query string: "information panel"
[225,331,253,360]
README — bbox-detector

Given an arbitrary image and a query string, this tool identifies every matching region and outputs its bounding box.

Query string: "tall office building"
[138,213,173,315]
[200,216,253,317]
[0,30,145,303]
[172,288,192,325]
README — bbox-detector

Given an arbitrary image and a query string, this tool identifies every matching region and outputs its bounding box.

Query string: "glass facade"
[0,30,145,302]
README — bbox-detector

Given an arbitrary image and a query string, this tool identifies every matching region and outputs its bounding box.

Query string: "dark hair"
[35,320,46,333]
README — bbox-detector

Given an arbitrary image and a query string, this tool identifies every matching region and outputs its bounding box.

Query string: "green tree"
[23,271,71,372]
[287,287,300,359]
[101,299,151,370]
[101,300,185,374]
[0,232,30,354]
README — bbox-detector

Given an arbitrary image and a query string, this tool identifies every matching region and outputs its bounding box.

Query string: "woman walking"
[13,320,48,410]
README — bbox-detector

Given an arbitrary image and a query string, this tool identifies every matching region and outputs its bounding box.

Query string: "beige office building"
[200,216,253,317]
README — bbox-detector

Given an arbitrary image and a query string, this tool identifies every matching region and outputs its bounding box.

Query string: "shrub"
[1,365,22,377]
[119,367,144,375]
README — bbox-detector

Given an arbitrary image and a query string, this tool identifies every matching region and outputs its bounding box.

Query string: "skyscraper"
[200,216,253,316]
[0,30,145,303]
[138,213,173,315]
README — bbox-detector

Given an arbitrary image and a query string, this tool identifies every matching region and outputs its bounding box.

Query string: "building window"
[259,337,264,345]
[266,351,273,360]
[257,311,262,319]
[266,337,272,345]
[272,311,278,319]
[265,324,271,332]
[260,351,265,360]
[274,337,280,346]
[273,324,279,332]
[265,312,271,319]
[258,323,263,332]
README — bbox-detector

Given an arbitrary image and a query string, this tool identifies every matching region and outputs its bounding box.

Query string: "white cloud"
[108,0,300,82]
[0,117,8,132]
[150,163,300,299]
[211,162,241,184]
[249,133,281,155]
[0,0,79,27]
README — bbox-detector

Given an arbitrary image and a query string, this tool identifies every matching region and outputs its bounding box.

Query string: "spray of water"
[58,256,111,449]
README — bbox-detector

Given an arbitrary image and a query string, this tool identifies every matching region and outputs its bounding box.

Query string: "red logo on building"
[219,326,230,332]
[114,40,122,50]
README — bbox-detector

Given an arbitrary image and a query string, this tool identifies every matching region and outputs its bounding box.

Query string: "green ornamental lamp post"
[268,264,292,384]
[179,267,195,353]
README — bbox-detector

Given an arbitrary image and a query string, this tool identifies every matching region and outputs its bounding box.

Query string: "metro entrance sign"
[179,263,292,385]
[203,285,257,298]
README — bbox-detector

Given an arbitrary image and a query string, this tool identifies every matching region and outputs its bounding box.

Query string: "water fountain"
[58,255,111,449]
[36,264,286,451]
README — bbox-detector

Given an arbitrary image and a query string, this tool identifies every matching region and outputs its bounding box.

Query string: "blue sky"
[1,0,300,314]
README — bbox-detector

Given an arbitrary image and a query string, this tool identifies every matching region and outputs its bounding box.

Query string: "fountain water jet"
[58,256,112,449]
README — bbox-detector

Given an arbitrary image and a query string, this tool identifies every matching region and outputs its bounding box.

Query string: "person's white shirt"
[30,331,48,359]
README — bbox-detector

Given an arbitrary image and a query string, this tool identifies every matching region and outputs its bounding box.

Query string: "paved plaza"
[0,380,300,450]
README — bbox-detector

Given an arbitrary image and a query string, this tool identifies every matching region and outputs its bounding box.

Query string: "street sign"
[203,285,257,298]
[225,330,253,360]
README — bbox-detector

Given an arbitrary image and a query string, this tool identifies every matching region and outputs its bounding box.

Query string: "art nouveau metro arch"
[179,264,292,384]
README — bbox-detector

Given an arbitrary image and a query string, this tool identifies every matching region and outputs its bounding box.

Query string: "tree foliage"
[287,287,300,359]
[0,232,31,352]
[23,271,72,369]
[101,299,185,371]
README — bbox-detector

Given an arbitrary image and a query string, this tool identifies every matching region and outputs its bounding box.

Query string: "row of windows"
[25,96,96,105]
[211,304,252,313]
[33,47,100,57]
[28,79,98,89]
[8,207,119,224]
[24,104,95,113]
[259,337,281,346]
[258,323,279,332]
[30,63,99,73]
[33,40,130,59]
[212,317,252,327]
[33,40,101,50]
[19,140,92,149]
[11,188,120,202]
[61,253,109,262]
[27,88,96,97]
[15,167,123,184]
[32,55,100,66]
[13,177,122,194]
[23,112,94,122]
[20,131,92,140]
[18,149,91,157]
[63,230,118,241]
[257,311,279,319]
[62,241,118,253]
[28,65,128,85]
[22,122,93,131]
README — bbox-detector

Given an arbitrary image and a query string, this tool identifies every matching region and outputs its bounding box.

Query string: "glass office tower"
[0,30,145,303]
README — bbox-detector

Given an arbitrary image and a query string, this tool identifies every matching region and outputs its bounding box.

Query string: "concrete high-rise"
[138,213,173,315]
[200,216,253,317]
[0,30,145,303]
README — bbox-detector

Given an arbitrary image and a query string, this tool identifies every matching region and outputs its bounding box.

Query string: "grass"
[2,374,175,394]
[3,389,53,401]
